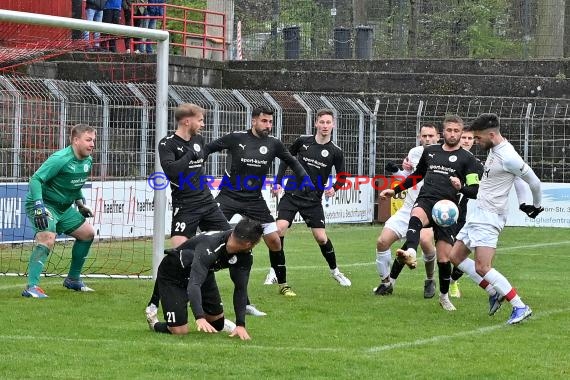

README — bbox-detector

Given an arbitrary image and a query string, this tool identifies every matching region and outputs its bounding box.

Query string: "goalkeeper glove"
[76,199,93,218]
[519,203,544,219]
[33,200,49,230]
[385,161,399,173]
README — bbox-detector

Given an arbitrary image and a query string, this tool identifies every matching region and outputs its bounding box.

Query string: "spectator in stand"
[83,0,108,51]
[143,0,166,54]
[101,0,122,52]
[133,0,149,54]
[122,0,133,53]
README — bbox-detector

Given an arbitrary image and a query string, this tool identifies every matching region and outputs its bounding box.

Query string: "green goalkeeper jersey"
[26,145,93,212]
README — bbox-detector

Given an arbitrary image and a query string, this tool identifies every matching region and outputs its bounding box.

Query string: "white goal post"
[0,9,169,279]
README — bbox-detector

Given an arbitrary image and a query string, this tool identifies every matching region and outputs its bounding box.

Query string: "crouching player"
[146,218,263,340]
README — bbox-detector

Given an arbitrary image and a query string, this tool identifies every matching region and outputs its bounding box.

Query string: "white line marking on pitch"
[252,240,570,271]
[0,309,567,354]
[367,308,570,353]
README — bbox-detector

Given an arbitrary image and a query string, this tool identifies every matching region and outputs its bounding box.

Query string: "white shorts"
[384,205,413,240]
[456,204,507,250]
[262,221,278,235]
[229,219,278,235]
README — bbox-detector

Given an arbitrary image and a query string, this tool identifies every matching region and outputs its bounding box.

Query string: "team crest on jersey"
[84,164,89,172]
[448,155,457,163]
[228,255,237,264]
[259,146,268,154]
[193,143,201,152]
[321,149,329,157]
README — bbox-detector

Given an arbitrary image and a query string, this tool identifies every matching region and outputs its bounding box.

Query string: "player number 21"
[166,311,176,323]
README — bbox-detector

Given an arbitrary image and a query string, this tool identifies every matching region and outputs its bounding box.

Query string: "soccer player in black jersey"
[379,115,481,311]
[146,218,263,340]
[145,103,233,321]
[204,106,312,297]
[266,109,351,288]
[448,129,483,298]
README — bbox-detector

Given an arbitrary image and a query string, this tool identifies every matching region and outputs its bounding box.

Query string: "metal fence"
[1,77,570,183]
[0,77,374,185]
[372,94,570,183]
[234,0,570,60]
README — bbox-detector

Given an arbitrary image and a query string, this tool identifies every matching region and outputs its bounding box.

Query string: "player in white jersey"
[449,113,543,325]
[374,124,440,297]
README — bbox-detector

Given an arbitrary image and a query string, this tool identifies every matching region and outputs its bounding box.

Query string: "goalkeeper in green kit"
[22,124,97,298]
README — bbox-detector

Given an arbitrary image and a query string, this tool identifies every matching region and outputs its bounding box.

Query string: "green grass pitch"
[1,225,569,379]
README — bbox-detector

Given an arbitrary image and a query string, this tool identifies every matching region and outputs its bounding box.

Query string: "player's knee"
[313,234,328,246]
[73,223,95,241]
[83,229,95,241]
[276,220,290,235]
[376,237,389,251]
[475,262,491,276]
[209,317,225,332]
[264,233,282,251]
[168,324,189,335]
[36,232,56,249]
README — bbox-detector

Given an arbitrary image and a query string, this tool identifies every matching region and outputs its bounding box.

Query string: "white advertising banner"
[79,178,374,240]
[505,182,570,228]
[3,179,566,243]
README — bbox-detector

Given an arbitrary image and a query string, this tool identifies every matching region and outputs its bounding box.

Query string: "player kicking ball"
[449,113,543,324]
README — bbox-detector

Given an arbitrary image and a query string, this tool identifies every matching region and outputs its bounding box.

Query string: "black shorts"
[170,202,230,238]
[157,255,224,327]
[413,196,457,245]
[277,193,325,228]
[215,192,275,224]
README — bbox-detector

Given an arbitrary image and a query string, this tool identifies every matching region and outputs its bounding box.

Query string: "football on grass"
[431,199,459,227]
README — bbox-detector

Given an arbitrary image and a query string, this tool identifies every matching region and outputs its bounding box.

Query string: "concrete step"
[227,59,570,78]
[222,69,569,97]
[24,57,223,87]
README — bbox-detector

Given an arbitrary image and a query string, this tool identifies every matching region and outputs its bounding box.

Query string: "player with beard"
[374,123,440,298]
[204,106,313,298]
[449,113,543,324]
[379,115,481,311]
[144,104,242,322]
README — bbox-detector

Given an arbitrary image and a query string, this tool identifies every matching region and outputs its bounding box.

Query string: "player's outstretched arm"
[203,133,233,158]
[505,157,543,212]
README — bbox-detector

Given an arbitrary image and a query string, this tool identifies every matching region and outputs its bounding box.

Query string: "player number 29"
[174,222,186,232]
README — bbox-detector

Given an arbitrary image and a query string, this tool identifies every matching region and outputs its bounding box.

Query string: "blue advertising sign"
[0,183,34,243]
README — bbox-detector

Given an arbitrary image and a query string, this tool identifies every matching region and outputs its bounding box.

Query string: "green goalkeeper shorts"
[25,201,86,235]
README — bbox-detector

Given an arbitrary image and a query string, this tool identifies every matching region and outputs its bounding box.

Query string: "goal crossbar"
[0,9,170,279]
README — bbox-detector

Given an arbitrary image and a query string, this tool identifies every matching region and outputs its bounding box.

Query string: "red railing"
[131,3,226,60]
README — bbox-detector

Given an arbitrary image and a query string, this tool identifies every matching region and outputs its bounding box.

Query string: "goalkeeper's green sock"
[68,239,93,279]
[27,244,50,287]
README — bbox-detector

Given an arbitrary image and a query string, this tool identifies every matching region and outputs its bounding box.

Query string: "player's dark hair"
[420,123,439,133]
[469,113,500,131]
[443,114,464,127]
[316,108,334,119]
[233,218,263,244]
[252,106,274,117]
[175,103,204,122]
[70,124,96,142]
